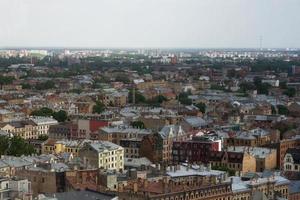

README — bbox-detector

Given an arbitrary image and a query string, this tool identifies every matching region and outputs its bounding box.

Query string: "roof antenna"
[259,35,263,51]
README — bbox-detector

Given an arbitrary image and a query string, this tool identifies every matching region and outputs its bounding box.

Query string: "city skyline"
[1,0,300,49]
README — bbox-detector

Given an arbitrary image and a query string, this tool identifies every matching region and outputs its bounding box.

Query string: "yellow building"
[42,139,90,156]
[0,120,38,139]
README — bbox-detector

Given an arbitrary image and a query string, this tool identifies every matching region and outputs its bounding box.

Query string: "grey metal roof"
[184,116,207,128]
[49,190,116,200]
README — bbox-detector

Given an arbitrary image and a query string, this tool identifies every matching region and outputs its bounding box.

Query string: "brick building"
[49,122,78,140]
[172,136,221,163]
[140,125,187,164]
[209,151,256,175]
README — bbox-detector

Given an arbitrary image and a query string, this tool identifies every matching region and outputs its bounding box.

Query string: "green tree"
[212,165,235,176]
[273,121,296,139]
[53,110,68,122]
[253,76,262,87]
[195,102,206,113]
[38,134,49,141]
[271,105,277,114]
[35,80,56,90]
[277,105,289,115]
[131,121,145,129]
[21,83,32,89]
[31,107,54,117]
[257,83,271,95]
[210,84,226,91]
[279,81,287,89]
[284,88,296,97]
[178,92,192,105]
[0,136,36,156]
[93,101,106,114]
[70,88,82,94]
[0,136,10,155]
[115,74,130,84]
[146,95,167,106]
[128,89,146,104]
[0,76,15,88]
[239,82,255,93]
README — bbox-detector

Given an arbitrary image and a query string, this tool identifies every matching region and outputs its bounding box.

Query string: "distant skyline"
[1,0,300,49]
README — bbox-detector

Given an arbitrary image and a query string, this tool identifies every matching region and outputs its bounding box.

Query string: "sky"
[0,0,299,49]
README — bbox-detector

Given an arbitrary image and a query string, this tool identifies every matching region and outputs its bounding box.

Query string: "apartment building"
[283,148,300,172]
[97,126,151,145]
[79,141,124,171]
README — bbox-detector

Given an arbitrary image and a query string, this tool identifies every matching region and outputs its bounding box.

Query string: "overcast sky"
[0,0,299,48]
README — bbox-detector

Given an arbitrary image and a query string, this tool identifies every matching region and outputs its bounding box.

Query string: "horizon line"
[0,46,299,51]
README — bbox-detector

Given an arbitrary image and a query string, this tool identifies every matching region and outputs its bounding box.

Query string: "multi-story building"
[277,136,300,169]
[140,125,187,164]
[0,117,57,139]
[79,141,124,171]
[100,90,128,107]
[49,122,78,140]
[97,126,151,145]
[172,135,221,163]
[230,174,290,200]
[0,109,14,122]
[0,177,32,200]
[76,119,109,139]
[42,139,91,156]
[0,120,38,139]
[218,128,280,148]
[289,180,300,200]
[139,114,182,130]
[15,163,68,197]
[120,138,142,158]
[118,177,232,200]
[30,116,58,136]
[209,151,256,175]
[181,116,208,132]
[119,164,289,200]
[227,146,277,172]
[283,148,300,172]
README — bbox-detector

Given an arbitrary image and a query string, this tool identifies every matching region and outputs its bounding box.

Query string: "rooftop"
[166,163,226,178]
[227,146,276,158]
[184,116,207,128]
[46,190,117,200]
[88,141,123,153]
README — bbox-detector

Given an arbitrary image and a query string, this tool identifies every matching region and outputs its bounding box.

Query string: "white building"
[284,148,300,172]
[30,117,58,136]
[79,141,124,171]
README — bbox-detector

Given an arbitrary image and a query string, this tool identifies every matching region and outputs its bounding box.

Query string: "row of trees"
[31,107,68,122]
[239,77,297,97]
[239,77,271,95]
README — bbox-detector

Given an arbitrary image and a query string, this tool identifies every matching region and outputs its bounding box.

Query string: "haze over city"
[1,1,300,200]
[1,0,300,48]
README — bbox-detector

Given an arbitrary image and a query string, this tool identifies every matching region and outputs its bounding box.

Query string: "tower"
[132,87,135,105]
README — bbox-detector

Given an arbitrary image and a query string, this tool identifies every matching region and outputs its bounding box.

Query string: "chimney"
[118,183,124,192]
[144,180,148,188]
[133,182,138,193]
[163,177,168,193]
[207,163,211,171]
